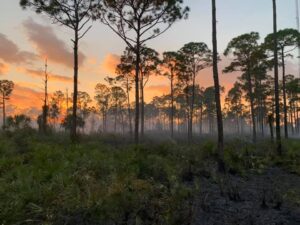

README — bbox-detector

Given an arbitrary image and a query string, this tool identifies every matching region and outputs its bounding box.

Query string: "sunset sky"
[0,0,298,118]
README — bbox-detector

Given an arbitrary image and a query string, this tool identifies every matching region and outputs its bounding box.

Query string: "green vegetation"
[0,129,299,224]
[0,130,193,224]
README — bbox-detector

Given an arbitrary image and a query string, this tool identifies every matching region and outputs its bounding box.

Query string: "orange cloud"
[8,84,43,117]
[23,18,85,68]
[0,62,9,75]
[24,68,73,83]
[101,54,120,74]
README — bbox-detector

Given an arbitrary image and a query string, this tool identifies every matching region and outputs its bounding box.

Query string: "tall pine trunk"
[126,78,133,137]
[134,43,140,144]
[212,0,225,172]
[281,49,288,138]
[170,72,174,138]
[71,29,79,142]
[2,94,5,130]
[268,114,274,141]
[247,72,257,143]
[42,59,48,134]
[140,74,145,138]
[199,104,203,135]
[272,0,282,154]
[189,73,196,142]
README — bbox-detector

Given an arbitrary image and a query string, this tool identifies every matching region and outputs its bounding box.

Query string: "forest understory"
[0,130,299,225]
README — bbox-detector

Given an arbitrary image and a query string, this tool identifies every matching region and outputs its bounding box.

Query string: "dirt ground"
[192,168,300,225]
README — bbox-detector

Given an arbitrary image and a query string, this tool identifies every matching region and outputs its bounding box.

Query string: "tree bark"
[212,0,225,173]
[273,0,282,154]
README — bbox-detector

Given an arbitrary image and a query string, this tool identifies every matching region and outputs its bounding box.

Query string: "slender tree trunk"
[260,99,265,137]
[281,49,288,138]
[247,72,257,143]
[237,116,240,134]
[170,72,174,138]
[189,73,196,142]
[66,89,69,116]
[273,0,282,154]
[121,111,125,135]
[293,102,297,133]
[290,104,294,134]
[42,59,48,133]
[71,28,79,142]
[268,114,274,142]
[140,74,145,138]
[187,103,190,141]
[2,94,5,130]
[296,104,299,134]
[199,104,203,135]
[126,79,133,137]
[114,106,117,133]
[134,41,140,144]
[212,0,225,172]
[105,112,107,132]
[102,112,105,133]
[241,117,244,135]
[177,115,180,134]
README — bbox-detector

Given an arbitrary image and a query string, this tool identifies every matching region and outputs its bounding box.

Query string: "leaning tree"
[94,0,189,143]
[0,80,14,130]
[20,0,99,142]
